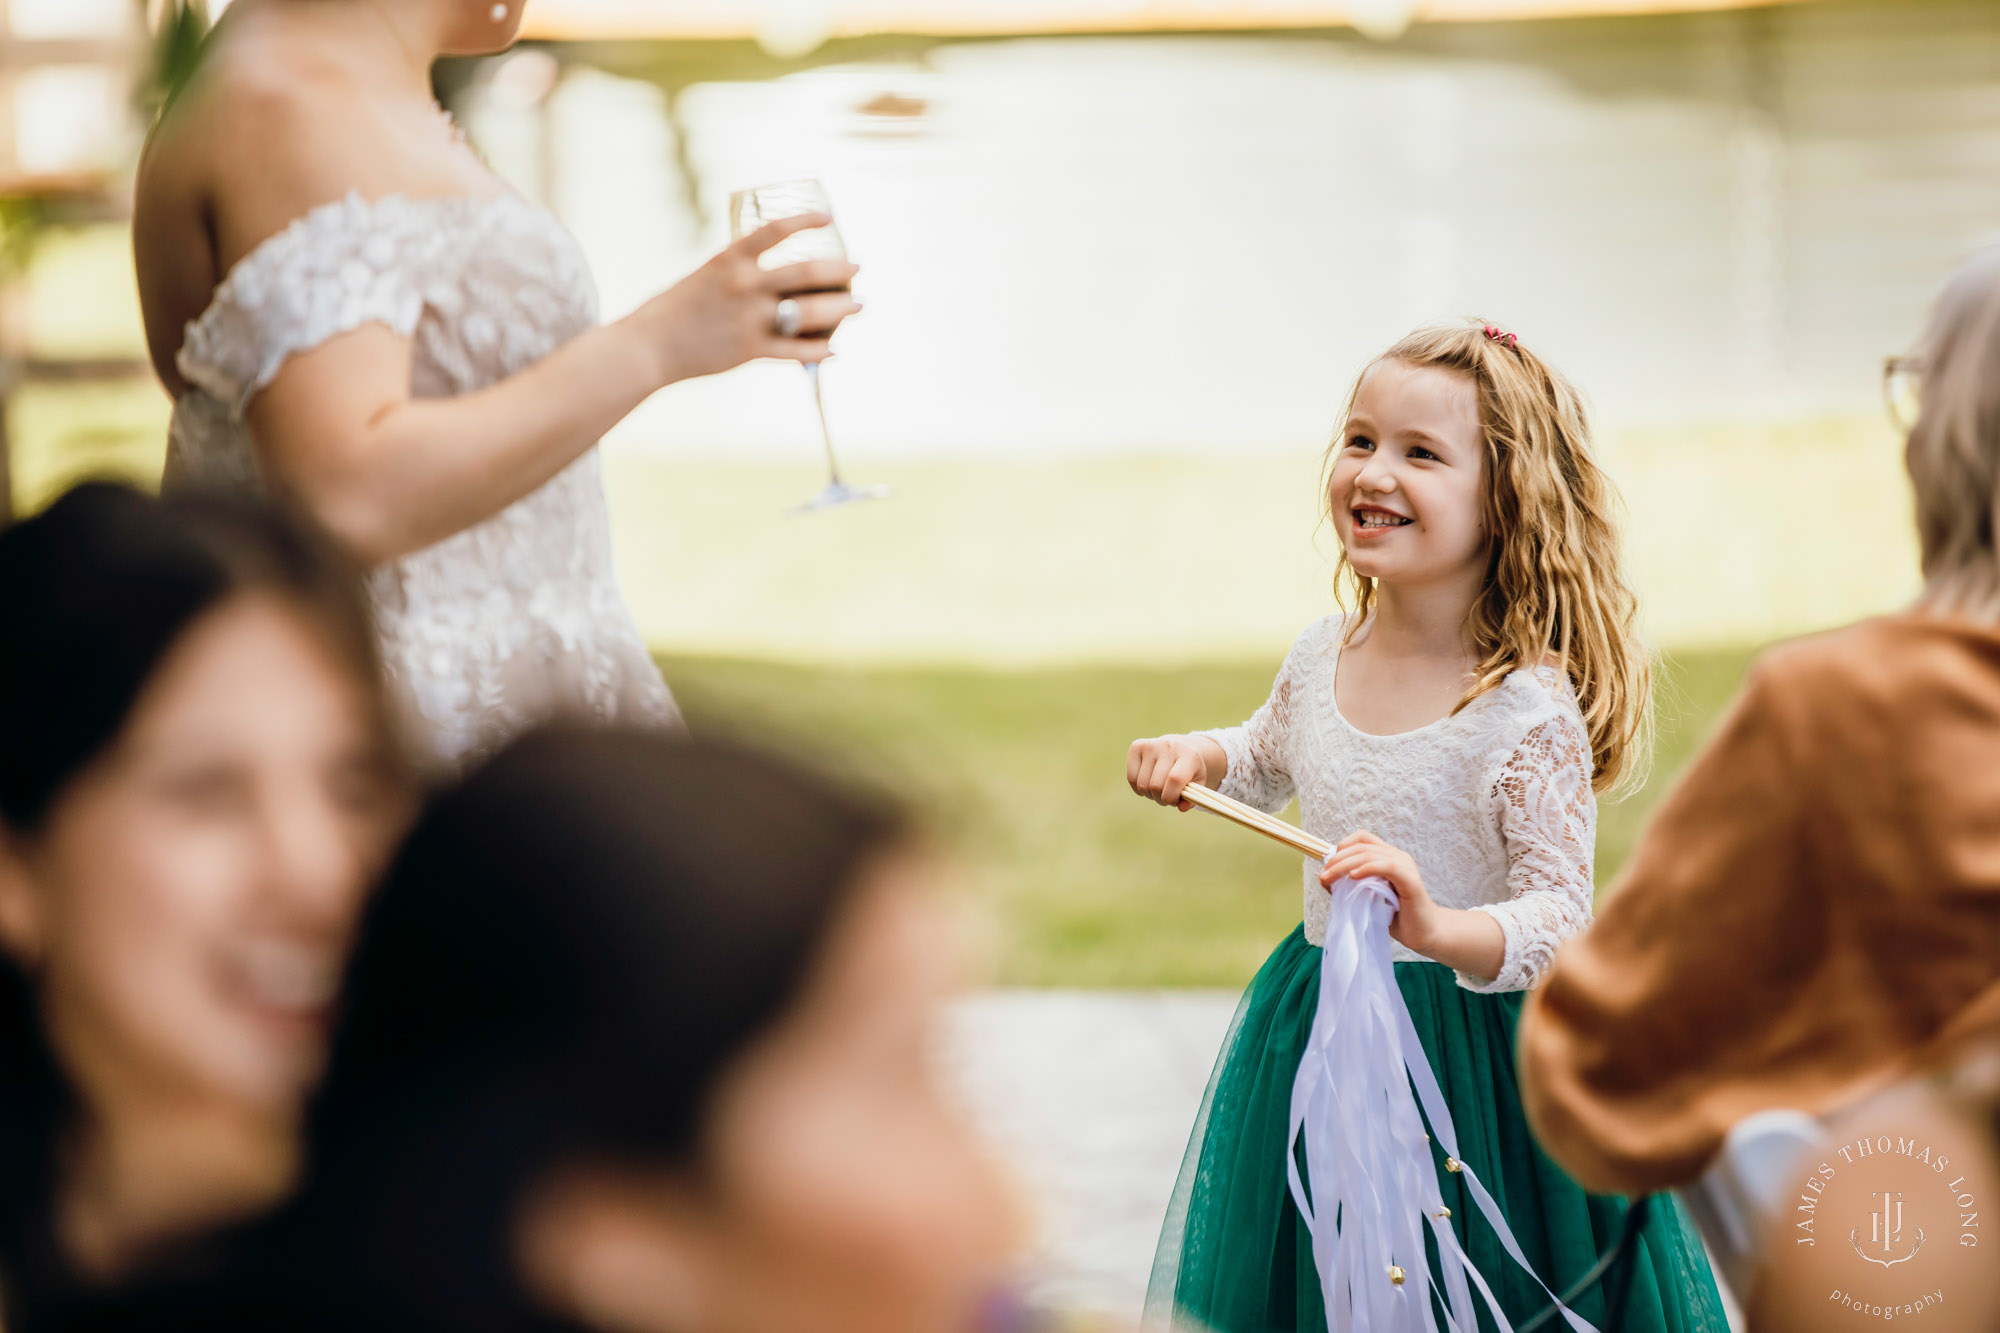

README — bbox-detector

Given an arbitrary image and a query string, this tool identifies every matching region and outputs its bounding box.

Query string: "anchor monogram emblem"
[1849,1190,1926,1268]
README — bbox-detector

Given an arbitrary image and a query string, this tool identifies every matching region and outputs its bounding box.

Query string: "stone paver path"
[942,990,1240,1320]
[944,990,1745,1331]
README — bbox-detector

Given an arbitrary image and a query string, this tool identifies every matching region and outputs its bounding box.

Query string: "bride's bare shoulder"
[134,30,388,386]
[151,36,363,207]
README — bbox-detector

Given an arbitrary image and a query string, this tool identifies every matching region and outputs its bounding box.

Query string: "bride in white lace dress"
[133,0,861,767]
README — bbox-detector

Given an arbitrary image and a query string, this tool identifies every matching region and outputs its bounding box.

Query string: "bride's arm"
[246,217,857,566]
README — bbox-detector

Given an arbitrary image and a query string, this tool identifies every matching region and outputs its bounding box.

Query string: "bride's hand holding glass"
[633,211,862,385]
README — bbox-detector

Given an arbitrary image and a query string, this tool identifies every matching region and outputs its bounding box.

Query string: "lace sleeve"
[1195,624,1324,814]
[1461,703,1597,993]
[177,193,438,420]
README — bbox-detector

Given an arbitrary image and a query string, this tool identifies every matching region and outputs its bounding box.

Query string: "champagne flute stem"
[803,363,844,487]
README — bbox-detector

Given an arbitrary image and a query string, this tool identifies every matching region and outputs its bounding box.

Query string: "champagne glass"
[728,179,890,513]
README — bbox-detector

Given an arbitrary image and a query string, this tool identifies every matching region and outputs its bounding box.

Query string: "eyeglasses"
[1884,355,1923,434]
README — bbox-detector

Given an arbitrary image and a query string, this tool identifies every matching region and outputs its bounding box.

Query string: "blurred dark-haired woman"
[0,482,411,1327]
[112,728,1021,1333]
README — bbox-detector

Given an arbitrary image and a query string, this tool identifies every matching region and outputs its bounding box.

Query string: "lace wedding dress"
[1200,613,1596,991]
[167,191,680,768]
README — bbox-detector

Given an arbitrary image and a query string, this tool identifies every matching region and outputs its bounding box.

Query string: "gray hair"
[1909,243,2000,618]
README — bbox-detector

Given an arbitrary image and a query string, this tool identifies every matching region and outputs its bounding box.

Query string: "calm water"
[463,3,2000,464]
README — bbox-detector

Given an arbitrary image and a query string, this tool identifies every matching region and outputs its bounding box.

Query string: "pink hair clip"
[1482,324,1519,349]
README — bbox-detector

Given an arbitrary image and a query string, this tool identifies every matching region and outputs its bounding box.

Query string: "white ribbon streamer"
[1287,875,1601,1333]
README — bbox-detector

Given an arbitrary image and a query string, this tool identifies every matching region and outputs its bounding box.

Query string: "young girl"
[1129,323,1726,1333]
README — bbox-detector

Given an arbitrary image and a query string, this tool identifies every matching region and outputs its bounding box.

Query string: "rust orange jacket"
[1517,615,2000,1195]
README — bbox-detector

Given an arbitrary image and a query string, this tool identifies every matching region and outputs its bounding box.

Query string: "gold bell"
[1434,1206,1452,1220]
[1388,1265,1406,1286]
[1445,1157,1462,1174]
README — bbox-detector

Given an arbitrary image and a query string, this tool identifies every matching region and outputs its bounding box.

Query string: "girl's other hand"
[1126,735,1215,811]
[1320,831,1441,954]
[636,212,863,385]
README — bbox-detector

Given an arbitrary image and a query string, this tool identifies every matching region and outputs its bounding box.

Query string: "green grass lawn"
[8,386,1916,668]
[4,371,1785,988]
[0,360,1819,987]
[0,226,1847,986]
[661,644,1760,987]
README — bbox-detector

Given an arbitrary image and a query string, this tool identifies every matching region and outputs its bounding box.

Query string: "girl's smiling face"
[1329,360,1489,587]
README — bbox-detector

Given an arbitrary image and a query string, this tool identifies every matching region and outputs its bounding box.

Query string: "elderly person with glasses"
[1517,244,2000,1202]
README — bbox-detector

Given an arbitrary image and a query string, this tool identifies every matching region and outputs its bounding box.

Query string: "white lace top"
[166,191,680,769]
[1202,615,1596,993]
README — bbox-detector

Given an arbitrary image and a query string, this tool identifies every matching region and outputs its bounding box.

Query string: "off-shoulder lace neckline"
[179,189,530,356]
[1325,625,1566,741]
[162,183,676,765]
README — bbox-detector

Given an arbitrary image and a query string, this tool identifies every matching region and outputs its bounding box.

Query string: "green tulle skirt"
[1145,927,1729,1333]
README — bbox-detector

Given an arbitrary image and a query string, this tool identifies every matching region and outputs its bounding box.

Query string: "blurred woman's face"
[0,593,407,1118]
[523,860,1022,1333]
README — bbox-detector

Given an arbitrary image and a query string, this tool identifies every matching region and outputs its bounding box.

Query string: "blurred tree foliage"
[2,1,212,279]
[0,197,50,281]
[142,0,214,121]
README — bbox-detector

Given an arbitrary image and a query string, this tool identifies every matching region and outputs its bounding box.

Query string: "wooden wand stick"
[1178,782,1333,862]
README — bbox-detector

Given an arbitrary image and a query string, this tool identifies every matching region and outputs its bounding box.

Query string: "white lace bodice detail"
[166,191,678,768]
[1201,615,1596,993]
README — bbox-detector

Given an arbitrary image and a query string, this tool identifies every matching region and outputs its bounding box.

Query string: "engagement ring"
[775,298,803,338]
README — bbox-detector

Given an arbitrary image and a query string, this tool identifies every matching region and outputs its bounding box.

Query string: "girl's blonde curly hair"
[1326,322,1652,795]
